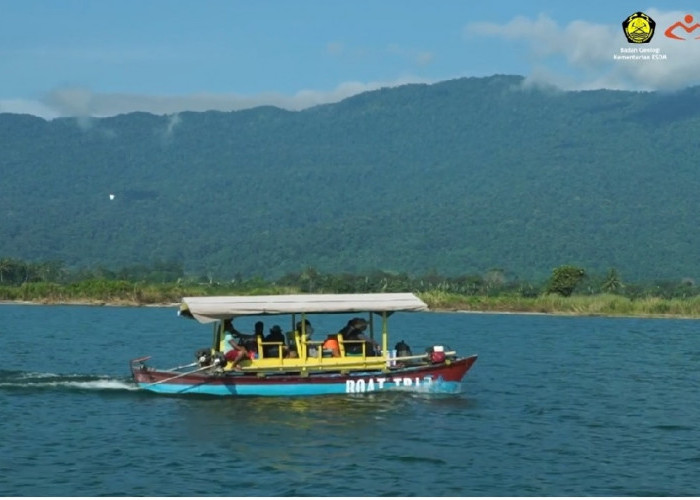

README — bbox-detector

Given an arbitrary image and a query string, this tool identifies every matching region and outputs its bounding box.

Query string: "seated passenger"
[297,319,313,336]
[300,319,318,357]
[226,319,260,359]
[250,321,265,358]
[222,319,248,371]
[339,317,379,356]
[226,319,256,344]
[286,319,314,358]
[287,319,315,357]
[322,334,340,357]
[263,325,286,358]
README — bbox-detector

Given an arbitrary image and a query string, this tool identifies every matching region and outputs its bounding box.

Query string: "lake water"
[1,303,699,496]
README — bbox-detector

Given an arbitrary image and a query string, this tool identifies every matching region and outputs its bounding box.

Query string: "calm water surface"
[1,304,699,496]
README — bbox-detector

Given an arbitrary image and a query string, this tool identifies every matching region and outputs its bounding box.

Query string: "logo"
[622,12,656,43]
[664,14,700,40]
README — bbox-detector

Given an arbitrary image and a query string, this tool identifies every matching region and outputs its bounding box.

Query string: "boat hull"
[131,355,477,397]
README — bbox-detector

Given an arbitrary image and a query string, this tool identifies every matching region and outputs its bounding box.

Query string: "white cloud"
[7,77,432,119]
[164,113,181,138]
[0,98,61,119]
[465,9,700,91]
[7,10,699,120]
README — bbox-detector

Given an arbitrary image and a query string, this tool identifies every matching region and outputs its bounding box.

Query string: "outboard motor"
[211,352,227,368]
[195,348,211,367]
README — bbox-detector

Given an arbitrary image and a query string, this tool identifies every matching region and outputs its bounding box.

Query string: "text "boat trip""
[345,376,434,393]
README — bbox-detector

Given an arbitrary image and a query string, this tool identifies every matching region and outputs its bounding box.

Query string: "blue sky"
[1,0,700,118]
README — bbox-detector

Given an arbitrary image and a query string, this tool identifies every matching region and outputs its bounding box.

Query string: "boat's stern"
[129,356,152,381]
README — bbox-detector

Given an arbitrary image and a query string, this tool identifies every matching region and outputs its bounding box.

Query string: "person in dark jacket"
[263,324,286,358]
[339,317,378,355]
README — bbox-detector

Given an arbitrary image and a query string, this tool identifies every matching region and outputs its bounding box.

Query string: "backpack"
[395,340,412,357]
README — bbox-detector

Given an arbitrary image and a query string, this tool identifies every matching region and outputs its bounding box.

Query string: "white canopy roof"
[180,293,428,323]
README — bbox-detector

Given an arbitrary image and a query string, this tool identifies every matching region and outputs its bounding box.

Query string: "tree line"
[2,257,700,302]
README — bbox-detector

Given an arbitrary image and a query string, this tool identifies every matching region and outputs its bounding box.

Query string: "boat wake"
[0,369,138,393]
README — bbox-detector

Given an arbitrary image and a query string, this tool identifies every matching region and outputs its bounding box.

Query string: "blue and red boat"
[130,293,477,397]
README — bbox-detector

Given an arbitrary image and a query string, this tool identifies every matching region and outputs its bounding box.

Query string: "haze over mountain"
[2,75,700,283]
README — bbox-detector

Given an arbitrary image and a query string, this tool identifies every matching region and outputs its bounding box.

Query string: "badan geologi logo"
[622,12,656,43]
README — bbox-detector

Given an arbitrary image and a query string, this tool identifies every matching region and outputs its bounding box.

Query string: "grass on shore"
[4,282,700,318]
[420,291,700,318]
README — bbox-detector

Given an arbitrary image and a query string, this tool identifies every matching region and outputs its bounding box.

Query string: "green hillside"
[2,75,700,282]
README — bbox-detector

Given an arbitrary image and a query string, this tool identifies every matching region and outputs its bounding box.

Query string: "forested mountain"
[2,75,700,282]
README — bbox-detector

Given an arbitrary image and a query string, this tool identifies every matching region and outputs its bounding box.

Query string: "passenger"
[226,319,255,343]
[297,319,313,336]
[224,318,243,337]
[222,319,248,371]
[322,334,340,357]
[225,319,259,358]
[266,324,285,343]
[339,317,379,356]
[263,324,286,358]
[247,321,265,358]
[287,319,314,357]
[298,319,318,357]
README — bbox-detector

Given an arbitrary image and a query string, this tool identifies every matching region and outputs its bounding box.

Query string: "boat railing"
[255,338,286,361]
[390,350,458,363]
[235,350,461,374]
[302,339,326,359]
[298,333,343,360]
[337,333,372,359]
[236,328,462,372]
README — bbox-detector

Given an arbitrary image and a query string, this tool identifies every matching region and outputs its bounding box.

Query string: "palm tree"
[601,268,624,293]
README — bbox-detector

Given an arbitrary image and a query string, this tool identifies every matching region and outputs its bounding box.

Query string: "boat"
[130,293,477,397]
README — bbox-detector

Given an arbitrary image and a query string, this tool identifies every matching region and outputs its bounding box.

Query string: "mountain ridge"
[2,75,700,282]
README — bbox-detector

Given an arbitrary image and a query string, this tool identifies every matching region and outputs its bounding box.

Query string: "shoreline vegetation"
[3,259,700,318]
[3,281,700,319]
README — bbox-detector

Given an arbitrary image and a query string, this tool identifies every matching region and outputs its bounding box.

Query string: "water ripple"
[2,307,700,496]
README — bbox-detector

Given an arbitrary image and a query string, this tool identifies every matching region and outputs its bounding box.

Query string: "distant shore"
[3,296,700,320]
[0,299,179,308]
